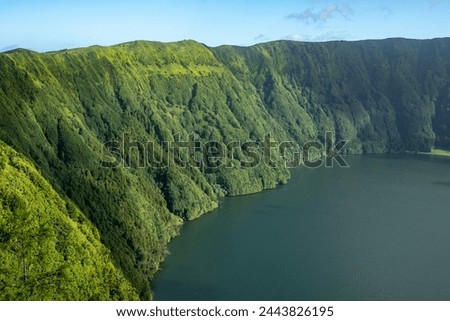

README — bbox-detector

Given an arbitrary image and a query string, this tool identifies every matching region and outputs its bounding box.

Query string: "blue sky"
[1,0,449,52]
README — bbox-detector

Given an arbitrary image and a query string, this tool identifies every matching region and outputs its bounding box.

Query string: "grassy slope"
[420,148,450,157]
[432,149,450,156]
[1,38,450,299]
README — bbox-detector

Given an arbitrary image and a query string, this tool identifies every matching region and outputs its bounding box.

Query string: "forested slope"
[214,38,450,152]
[0,141,138,300]
[0,38,449,299]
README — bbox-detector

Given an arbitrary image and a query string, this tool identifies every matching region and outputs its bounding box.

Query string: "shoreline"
[152,150,449,298]
[418,148,450,158]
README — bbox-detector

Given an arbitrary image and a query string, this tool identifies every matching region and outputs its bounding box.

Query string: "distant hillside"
[0,38,449,299]
[214,38,450,152]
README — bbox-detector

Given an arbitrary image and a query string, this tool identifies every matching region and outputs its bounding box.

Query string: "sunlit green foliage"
[0,142,138,300]
[0,38,449,300]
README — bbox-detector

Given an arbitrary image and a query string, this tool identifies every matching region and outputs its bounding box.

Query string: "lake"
[152,155,450,300]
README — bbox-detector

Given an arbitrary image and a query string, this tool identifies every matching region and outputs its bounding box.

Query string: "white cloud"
[380,6,393,17]
[283,34,309,41]
[314,31,348,41]
[254,34,270,42]
[287,3,353,25]
[427,0,450,7]
[282,31,349,42]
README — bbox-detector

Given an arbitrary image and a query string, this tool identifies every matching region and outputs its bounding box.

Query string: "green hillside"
[1,38,449,299]
[214,38,450,152]
[0,141,138,300]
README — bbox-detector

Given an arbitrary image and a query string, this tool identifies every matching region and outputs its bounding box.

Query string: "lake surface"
[153,155,450,300]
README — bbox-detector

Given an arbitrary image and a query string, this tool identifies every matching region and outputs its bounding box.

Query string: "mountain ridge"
[5,37,450,55]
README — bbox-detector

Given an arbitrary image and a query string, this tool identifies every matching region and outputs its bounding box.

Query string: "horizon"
[1,0,450,53]
[2,36,450,54]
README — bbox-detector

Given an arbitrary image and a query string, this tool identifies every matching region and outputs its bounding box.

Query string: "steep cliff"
[1,38,449,299]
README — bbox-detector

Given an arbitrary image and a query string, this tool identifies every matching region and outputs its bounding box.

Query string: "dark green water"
[153,155,450,300]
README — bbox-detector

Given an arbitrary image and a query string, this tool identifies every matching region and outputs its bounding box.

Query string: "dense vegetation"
[0,141,138,300]
[214,38,450,152]
[0,38,449,299]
